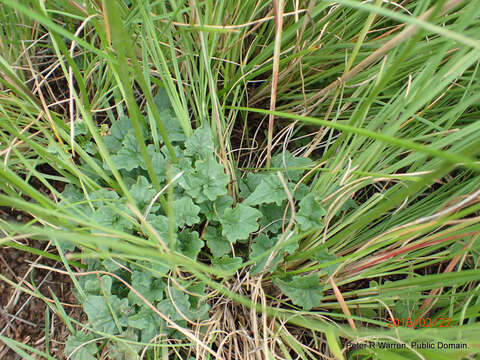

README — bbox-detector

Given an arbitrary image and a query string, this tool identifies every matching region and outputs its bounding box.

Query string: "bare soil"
[0,211,82,359]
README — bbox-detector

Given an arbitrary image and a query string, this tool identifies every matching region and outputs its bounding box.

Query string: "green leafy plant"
[58,90,325,358]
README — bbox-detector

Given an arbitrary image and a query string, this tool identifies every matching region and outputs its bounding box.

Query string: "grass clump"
[0,0,479,359]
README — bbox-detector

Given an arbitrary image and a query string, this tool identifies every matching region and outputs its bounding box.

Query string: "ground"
[0,209,81,359]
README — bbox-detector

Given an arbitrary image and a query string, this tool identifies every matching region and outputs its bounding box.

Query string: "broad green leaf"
[212,256,243,276]
[111,132,145,171]
[153,89,186,143]
[312,247,340,276]
[108,328,141,360]
[46,139,67,157]
[51,230,83,253]
[249,234,283,275]
[148,214,172,244]
[195,156,229,201]
[158,287,209,323]
[61,184,86,204]
[83,295,132,335]
[114,169,140,189]
[185,124,214,159]
[161,144,184,162]
[239,172,263,199]
[272,151,313,182]
[73,119,89,136]
[85,142,98,155]
[101,258,126,273]
[295,193,326,231]
[130,176,157,212]
[65,332,98,360]
[173,197,200,227]
[127,308,153,330]
[198,195,233,222]
[273,274,324,311]
[157,295,184,322]
[94,205,117,228]
[203,226,231,258]
[293,183,310,201]
[91,188,119,201]
[95,204,134,232]
[88,189,120,211]
[178,230,203,259]
[282,234,299,255]
[244,173,293,206]
[84,275,112,295]
[178,167,207,202]
[72,119,92,151]
[104,116,132,153]
[152,151,167,181]
[127,307,162,343]
[220,203,261,243]
[186,282,209,310]
[128,271,164,306]
[78,156,105,183]
[168,157,192,191]
[258,203,287,234]
[139,259,170,278]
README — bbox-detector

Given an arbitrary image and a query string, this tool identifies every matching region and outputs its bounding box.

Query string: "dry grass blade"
[266,0,285,168]
[329,278,356,331]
